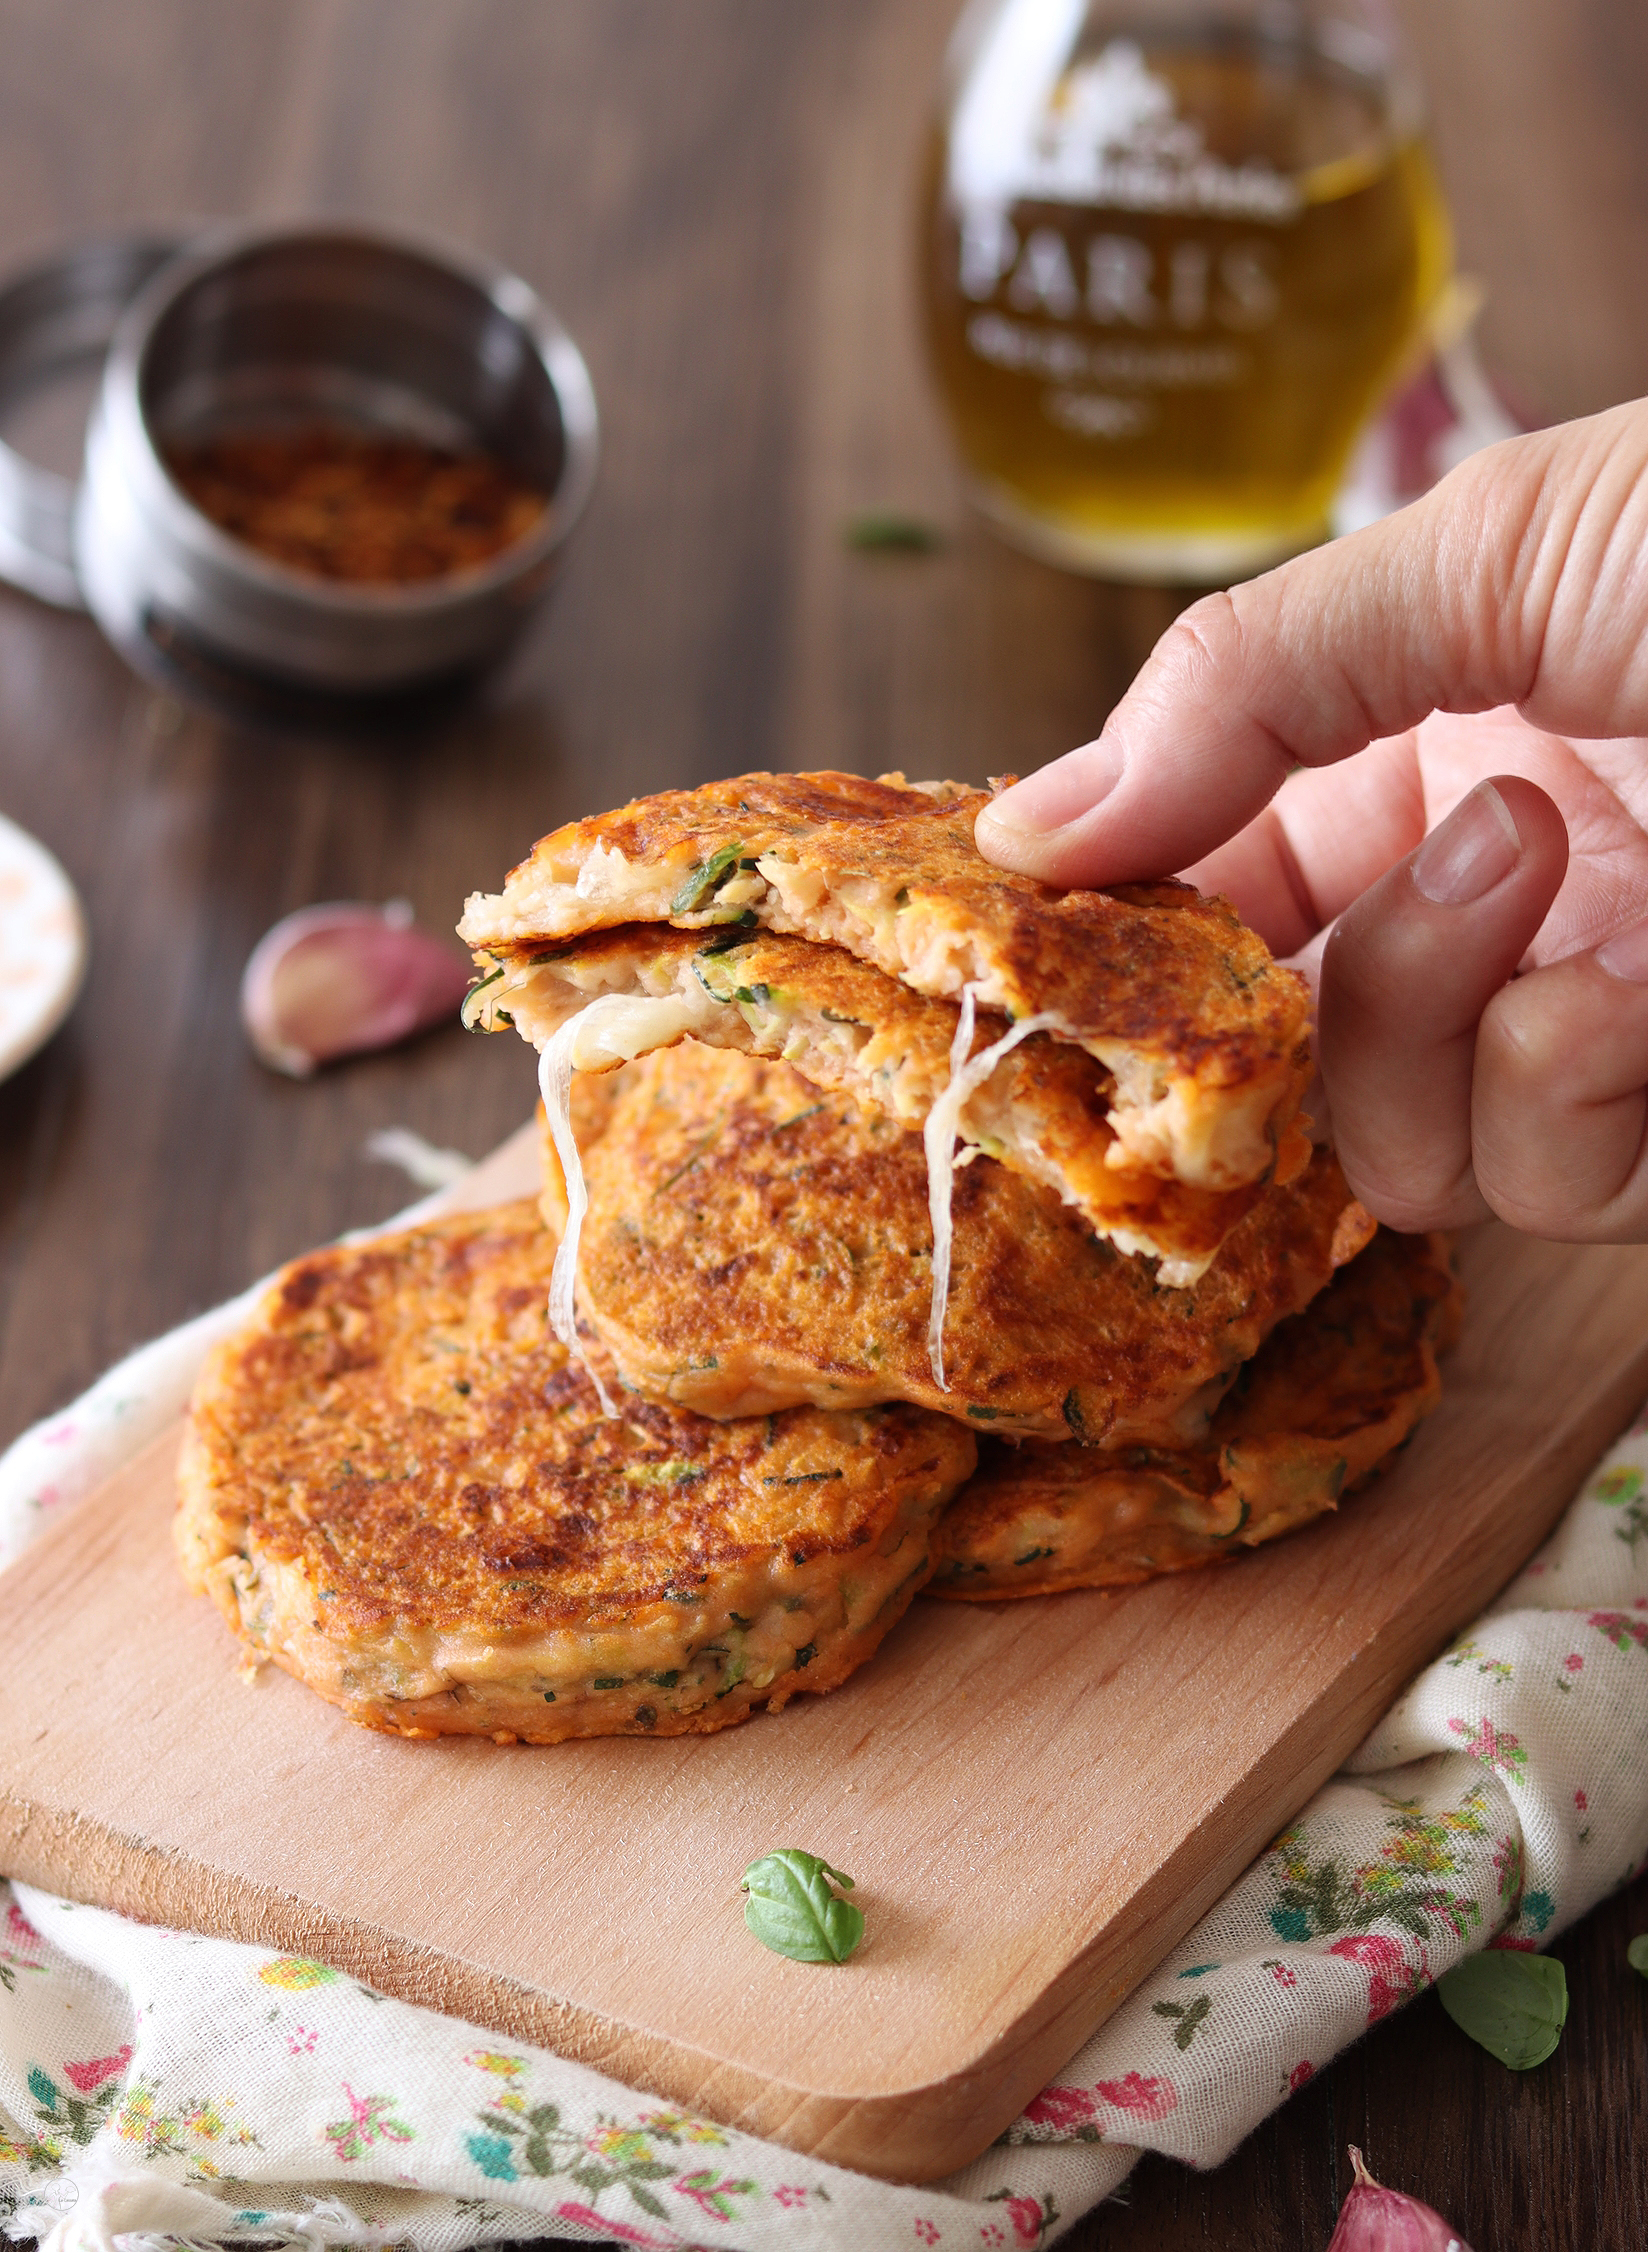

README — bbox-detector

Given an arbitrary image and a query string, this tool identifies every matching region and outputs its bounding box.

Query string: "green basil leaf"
[1438,1949,1568,2069]
[1627,1934,1648,1978]
[741,1849,865,1964]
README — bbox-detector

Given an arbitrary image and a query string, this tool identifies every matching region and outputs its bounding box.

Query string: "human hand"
[973,399,1648,1240]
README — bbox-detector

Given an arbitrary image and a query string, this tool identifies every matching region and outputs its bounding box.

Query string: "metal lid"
[0,233,192,609]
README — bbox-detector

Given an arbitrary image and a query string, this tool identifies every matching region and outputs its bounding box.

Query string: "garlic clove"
[1326,2148,1475,2252]
[241,900,473,1078]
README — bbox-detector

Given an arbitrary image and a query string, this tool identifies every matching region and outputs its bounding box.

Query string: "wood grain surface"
[0,0,1642,2242]
[0,1205,1645,2187]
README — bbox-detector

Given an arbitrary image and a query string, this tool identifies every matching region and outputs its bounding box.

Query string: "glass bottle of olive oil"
[920,0,1452,580]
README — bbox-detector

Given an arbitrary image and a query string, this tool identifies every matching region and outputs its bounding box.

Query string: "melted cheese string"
[538,990,723,1416]
[540,1009,621,1418]
[923,987,1060,1390]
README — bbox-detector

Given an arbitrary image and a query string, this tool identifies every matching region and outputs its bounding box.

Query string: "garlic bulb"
[241,900,472,1077]
[1327,2148,1474,2252]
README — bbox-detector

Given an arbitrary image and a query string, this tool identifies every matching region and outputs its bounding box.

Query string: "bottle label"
[961,225,1281,333]
[949,34,1301,223]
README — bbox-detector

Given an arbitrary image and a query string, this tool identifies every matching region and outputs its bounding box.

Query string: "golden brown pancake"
[175,1201,976,1743]
[458,769,1312,1197]
[547,1043,1373,1445]
[476,926,1309,1282]
[928,1227,1456,1600]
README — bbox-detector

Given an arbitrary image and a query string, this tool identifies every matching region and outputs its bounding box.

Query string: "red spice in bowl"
[163,426,548,585]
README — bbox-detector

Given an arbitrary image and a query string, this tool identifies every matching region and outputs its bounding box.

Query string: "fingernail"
[978,741,1125,840]
[1411,782,1522,906]
[1597,915,1648,983]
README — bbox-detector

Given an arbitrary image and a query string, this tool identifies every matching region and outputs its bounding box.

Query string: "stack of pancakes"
[177,774,1455,1745]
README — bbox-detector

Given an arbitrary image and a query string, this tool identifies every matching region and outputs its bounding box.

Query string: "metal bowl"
[74,221,598,699]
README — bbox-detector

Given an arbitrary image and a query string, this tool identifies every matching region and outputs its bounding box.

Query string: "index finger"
[974,402,1648,889]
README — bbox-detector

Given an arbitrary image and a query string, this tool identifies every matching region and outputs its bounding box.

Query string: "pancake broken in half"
[548,1044,1372,1445]
[175,1201,976,1743]
[473,927,1304,1282]
[459,769,1313,1199]
[928,1226,1456,1601]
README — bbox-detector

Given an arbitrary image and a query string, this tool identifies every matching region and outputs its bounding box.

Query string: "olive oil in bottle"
[920,6,1452,579]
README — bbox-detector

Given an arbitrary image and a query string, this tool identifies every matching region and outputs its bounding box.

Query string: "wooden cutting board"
[2,1128,1646,2185]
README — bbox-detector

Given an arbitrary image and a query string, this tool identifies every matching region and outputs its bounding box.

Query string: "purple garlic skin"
[1327,2148,1474,2252]
[240,900,473,1078]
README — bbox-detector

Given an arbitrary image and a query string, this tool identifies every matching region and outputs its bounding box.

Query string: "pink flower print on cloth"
[1,1896,48,1990]
[62,2047,132,2094]
[671,2168,759,2222]
[1011,2062,1179,2148]
[6,1899,42,1952]
[1093,2073,1179,2123]
[1324,1933,1412,2025]
[1587,1609,1648,1654]
[985,2189,1063,2244]
[1020,2086,1097,2132]
[551,2206,685,2249]
[322,2084,416,2163]
[1446,1714,1530,1784]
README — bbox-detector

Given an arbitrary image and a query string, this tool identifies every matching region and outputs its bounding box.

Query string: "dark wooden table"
[0,3,1644,2245]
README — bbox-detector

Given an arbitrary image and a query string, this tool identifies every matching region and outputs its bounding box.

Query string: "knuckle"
[1337,1145,1484,1233]
[1474,1107,1648,1241]
[1479,1181,1616,1241]
[1149,594,1242,700]
[1474,980,1568,1085]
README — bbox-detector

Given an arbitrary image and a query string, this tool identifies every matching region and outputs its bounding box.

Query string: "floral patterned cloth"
[3,1220,1647,2252]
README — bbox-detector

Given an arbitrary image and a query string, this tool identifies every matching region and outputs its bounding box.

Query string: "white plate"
[0,813,86,1082]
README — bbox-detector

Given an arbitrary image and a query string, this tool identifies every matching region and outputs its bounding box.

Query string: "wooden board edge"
[0,1788,1029,2182]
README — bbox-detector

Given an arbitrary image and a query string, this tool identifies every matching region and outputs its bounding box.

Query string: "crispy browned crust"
[488,925,1312,1271]
[928,1227,1456,1599]
[554,1043,1370,1445]
[458,770,1312,1185]
[175,1201,976,1742]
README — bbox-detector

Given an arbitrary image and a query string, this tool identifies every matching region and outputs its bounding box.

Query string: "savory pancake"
[548,1043,1373,1444]
[458,769,1312,1196]
[928,1226,1456,1600]
[474,926,1308,1282]
[175,1201,976,1743]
